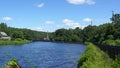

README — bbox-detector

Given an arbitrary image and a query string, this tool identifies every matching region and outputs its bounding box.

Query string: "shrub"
[115,39,120,46]
[14,38,23,41]
[4,59,21,68]
[102,40,116,46]
[102,39,120,46]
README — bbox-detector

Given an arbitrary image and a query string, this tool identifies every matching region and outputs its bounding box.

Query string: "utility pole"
[112,11,115,20]
[112,11,116,23]
[112,11,114,16]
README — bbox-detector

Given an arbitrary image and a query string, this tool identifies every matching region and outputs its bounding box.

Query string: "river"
[0,42,85,68]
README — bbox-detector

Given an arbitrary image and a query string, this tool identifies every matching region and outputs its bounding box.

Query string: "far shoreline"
[32,40,84,45]
[0,40,30,45]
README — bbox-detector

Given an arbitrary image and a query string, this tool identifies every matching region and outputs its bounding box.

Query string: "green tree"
[0,23,8,32]
[11,31,24,40]
[82,25,98,42]
[111,14,120,25]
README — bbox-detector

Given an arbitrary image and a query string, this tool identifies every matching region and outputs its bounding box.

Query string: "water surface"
[0,42,85,68]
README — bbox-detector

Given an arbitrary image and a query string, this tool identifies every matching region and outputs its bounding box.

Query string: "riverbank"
[0,40,30,45]
[77,42,113,68]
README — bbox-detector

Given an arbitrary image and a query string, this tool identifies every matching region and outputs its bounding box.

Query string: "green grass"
[0,39,30,45]
[112,54,120,68]
[78,42,113,68]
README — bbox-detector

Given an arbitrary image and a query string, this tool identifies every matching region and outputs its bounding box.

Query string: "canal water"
[0,42,85,68]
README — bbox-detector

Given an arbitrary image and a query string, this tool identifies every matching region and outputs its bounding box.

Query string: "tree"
[111,14,120,25]
[82,25,98,42]
[0,23,47,41]
[0,23,8,32]
[11,31,24,40]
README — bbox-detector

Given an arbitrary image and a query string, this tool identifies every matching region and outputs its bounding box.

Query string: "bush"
[115,39,120,46]
[102,39,120,46]
[102,40,116,46]
[4,59,21,68]
[14,38,23,41]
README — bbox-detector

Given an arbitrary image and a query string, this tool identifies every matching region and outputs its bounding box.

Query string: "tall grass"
[112,54,120,68]
[77,42,113,68]
[0,39,30,45]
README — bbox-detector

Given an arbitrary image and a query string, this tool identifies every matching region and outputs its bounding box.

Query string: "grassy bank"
[0,39,30,45]
[77,42,113,68]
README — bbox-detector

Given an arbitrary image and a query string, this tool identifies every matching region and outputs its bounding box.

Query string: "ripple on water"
[0,42,85,68]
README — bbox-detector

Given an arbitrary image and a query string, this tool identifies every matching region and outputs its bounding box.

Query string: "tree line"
[0,23,47,41]
[50,13,120,46]
[1,13,120,45]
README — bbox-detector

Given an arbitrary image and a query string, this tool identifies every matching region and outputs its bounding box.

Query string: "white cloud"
[83,18,92,22]
[45,21,54,24]
[32,27,45,31]
[86,0,95,5]
[67,0,85,5]
[2,17,13,21]
[37,3,44,8]
[67,0,95,5]
[63,19,80,28]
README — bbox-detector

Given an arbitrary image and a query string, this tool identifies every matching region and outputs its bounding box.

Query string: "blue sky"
[0,0,120,32]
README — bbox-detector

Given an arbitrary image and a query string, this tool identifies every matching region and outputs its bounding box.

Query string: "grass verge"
[77,42,113,68]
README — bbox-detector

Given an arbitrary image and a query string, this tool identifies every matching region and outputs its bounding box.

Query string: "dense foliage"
[51,14,120,46]
[51,27,83,43]
[78,42,113,68]
[0,23,47,41]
